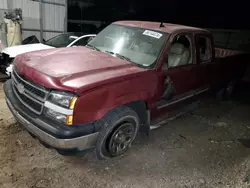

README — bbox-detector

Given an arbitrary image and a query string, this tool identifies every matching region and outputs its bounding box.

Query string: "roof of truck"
[114,21,208,34]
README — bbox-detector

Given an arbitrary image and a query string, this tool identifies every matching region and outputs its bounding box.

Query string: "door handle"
[164,76,174,85]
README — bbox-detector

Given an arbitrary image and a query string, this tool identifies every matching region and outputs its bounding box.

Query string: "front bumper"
[4,80,99,152]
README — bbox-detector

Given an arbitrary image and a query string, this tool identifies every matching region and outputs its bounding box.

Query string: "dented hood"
[14,46,146,93]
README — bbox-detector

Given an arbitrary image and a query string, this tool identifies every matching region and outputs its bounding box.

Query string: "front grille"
[12,69,48,100]
[12,69,49,114]
[13,84,43,113]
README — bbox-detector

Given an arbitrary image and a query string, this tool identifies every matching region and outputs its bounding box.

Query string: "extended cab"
[4,21,249,159]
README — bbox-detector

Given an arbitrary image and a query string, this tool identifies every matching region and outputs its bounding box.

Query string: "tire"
[215,80,236,101]
[57,149,87,157]
[224,80,236,100]
[215,87,225,101]
[95,106,140,160]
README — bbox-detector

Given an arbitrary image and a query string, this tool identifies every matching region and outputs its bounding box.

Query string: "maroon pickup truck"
[4,21,249,159]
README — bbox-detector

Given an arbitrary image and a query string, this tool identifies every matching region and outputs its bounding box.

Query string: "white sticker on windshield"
[143,30,162,39]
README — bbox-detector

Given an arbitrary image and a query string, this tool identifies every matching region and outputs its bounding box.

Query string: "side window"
[167,35,193,69]
[198,36,212,62]
[72,36,93,46]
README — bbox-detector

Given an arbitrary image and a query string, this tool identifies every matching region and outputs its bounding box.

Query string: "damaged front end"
[0,53,14,77]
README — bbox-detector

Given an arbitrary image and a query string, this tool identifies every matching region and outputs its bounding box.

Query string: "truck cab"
[151,26,215,121]
[4,21,247,160]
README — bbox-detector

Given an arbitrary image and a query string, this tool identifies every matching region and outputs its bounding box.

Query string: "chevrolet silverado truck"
[4,21,249,160]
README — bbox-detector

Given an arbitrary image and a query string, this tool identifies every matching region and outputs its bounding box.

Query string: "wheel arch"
[124,100,150,134]
[94,103,147,159]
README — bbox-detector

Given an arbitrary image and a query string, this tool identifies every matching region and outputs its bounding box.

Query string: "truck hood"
[2,43,54,58]
[14,47,146,93]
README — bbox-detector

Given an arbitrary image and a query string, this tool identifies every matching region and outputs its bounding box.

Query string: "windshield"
[44,34,79,48]
[88,24,169,68]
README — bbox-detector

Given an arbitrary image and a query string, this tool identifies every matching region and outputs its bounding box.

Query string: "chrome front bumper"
[6,98,99,151]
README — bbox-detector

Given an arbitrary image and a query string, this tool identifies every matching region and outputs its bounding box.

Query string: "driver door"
[154,33,201,118]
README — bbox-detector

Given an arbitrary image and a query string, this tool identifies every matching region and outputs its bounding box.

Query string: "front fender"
[73,76,157,124]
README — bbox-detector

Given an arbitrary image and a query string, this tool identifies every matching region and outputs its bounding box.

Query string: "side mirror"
[42,38,46,43]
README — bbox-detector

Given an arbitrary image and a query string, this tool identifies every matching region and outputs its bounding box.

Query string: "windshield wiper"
[105,51,132,62]
[86,44,100,51]
[105,50,145,68]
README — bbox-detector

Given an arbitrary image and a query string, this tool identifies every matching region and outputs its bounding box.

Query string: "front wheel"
[95,106,140,160]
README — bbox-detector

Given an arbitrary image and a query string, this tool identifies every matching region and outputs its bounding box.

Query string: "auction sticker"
[143,30,162,39]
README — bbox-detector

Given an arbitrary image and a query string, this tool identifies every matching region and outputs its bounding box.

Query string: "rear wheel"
[225,80,236,100]
[216,80,236,101]
[95,106,140,160]
[216,87,225,101]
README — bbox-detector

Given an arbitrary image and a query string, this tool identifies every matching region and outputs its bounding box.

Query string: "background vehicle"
[4,21,249,160]
[0,32,96,76]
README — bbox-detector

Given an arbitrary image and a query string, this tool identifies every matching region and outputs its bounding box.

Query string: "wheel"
[225,80,236,100]
[215,80,236,101]
[215,87,225,101]
[95,106,140,160]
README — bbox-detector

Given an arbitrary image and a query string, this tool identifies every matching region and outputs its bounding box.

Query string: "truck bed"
[215,47,241,58]
[213,47,250,86]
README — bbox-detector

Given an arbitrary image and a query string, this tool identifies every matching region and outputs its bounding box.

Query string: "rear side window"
[198,36,212,63]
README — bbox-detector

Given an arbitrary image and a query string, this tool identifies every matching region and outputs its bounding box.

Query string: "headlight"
[45,108,67,123]
[44,91,78,125]
[47,91,77,109]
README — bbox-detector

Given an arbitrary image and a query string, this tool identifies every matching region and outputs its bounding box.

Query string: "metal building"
[0,0,67,41]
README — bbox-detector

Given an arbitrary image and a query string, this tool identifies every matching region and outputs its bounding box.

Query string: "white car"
[0,33,96,76]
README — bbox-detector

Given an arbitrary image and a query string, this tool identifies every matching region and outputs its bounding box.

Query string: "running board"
[150,101,200,130]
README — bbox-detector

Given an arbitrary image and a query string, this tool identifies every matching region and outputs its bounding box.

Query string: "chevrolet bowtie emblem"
[17,83,25,94]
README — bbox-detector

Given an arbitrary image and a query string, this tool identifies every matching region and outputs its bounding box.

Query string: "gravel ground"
[1,81,250,188]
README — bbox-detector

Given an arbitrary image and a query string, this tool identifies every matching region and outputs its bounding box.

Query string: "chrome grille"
[12,69,49,114]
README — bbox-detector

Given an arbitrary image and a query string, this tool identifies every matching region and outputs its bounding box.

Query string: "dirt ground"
[1,81,250,188]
